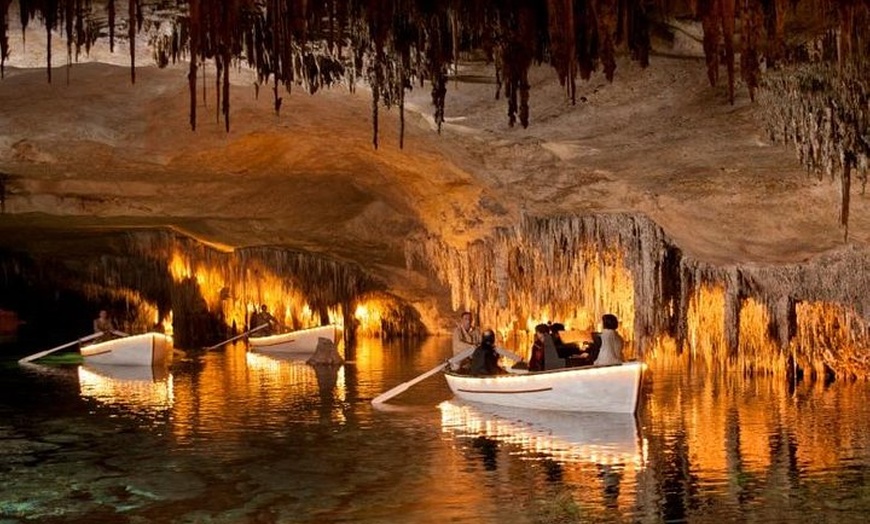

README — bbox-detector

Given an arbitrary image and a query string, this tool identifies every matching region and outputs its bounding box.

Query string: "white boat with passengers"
[443,361,645,413]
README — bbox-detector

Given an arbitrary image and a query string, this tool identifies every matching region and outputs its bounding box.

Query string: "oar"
[17,332,103,365]
[372,347,474,406]
[496,347,523,362]
[205,323,269,350]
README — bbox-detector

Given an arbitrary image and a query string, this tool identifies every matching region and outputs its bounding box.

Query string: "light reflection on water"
[2,337,870,523]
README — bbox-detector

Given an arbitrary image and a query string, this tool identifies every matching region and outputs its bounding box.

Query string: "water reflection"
[77,363,174,414]
[439,399,644,468]
[5,337,870,523]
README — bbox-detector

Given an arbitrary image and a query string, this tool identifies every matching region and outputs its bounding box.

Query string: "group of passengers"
[451,311,625,376]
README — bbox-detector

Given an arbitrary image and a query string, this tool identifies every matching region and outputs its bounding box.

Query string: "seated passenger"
[471,329,503,375]
[550,323,581,360]
[574,331,601,366]
[593,314,624,366]
[528,324,549,372]
[542,325,562,370]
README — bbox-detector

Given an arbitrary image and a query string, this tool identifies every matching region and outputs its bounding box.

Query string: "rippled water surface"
[2,337,870,523]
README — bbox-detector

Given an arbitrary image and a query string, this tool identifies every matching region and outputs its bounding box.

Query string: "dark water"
[2,337,870,523]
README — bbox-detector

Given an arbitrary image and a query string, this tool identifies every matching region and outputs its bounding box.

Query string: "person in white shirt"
[452,311,481,356]
[594,313,624,366]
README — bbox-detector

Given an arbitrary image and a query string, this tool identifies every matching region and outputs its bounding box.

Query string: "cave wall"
[0,228,426,348]
[409,212,870,378]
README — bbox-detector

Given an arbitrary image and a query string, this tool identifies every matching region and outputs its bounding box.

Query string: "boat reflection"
[244,350,346,402]
[77,363,174,413]
[439,399,646,468]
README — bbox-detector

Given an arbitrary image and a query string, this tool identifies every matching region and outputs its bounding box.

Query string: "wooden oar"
[205,323,269,350]
[17,332,103,365]
[372,347,475,406]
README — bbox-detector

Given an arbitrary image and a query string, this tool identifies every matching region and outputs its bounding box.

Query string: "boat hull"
[444,361,644,413]
[80,333,173,366]
[248,325,336,353]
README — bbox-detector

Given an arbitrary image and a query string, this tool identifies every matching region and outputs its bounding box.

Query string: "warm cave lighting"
[354,303,381,337]
[156,311,174,336]
[167,248,339,333]
[77,365,174,414]
[245,351,347,403]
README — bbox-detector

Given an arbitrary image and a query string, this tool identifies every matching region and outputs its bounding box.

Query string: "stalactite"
[188,0,199,130]
[720,0,735,103]
[0,0,808,134]
[0,1,862,140]
[0,0,9,77]
[108,0,115,52]
[547,0,577,103]
[739,0,763,102]
[128,0,135,83]
[407,212,870,378]
[596,0,618,82]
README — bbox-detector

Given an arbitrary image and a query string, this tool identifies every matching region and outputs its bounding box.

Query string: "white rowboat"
[443,361,645,413]
[79,332,173,366]
[248,324,336,353]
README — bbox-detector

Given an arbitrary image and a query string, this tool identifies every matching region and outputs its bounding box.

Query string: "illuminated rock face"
[0,2,868,375]
[2,214,868,378]
[413,213,870,378]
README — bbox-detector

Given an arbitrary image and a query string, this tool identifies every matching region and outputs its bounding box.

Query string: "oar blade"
[205,324,269,350]
[371,362,448,405]
[17,332,103,365]
[371,347,476,406]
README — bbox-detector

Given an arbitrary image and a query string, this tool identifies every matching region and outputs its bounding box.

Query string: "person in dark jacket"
[550,323,581,361]
[528,323,549,371]
[471,329,502,375]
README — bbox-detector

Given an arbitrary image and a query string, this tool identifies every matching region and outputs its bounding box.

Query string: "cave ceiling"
[0,0,869,311]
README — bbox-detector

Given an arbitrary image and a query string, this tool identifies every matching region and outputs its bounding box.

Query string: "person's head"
[550,323,565,339]
[534,323,550,339]
[98,310,108,319]
[481,329,496,347]
[602,314,619,330]
[260,304,268,312]
[460,311,472,328]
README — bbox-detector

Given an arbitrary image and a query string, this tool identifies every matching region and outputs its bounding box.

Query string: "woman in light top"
[594,313,624,366]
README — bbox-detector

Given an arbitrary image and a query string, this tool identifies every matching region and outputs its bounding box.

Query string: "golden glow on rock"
[686,283,727,361]
[738,297,785,375]
[793,301,870,379]
[167,248,337,333]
